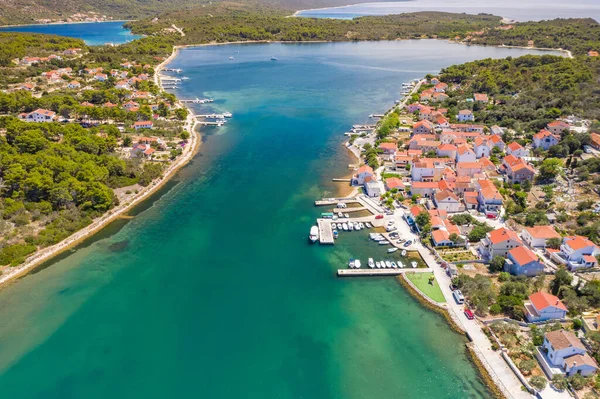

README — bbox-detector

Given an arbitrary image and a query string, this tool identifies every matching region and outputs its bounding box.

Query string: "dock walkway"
[315,199,359,206]
[332,206,366,213]
[317,219,334,245]
[337,268,431,277]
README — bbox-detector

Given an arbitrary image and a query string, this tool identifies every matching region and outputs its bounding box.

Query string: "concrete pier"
[332,206,366,213]
[314,199,359,206]
[337,268,431,277]
[317,219,334,245]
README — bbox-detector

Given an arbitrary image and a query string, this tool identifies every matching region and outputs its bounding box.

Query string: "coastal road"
[392,208,532,399]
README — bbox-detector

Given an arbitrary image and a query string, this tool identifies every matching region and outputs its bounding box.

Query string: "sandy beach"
[0,46,200,289]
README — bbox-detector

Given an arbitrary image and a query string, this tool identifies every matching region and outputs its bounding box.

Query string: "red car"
[375,214,384,219]
[464,308,474,320]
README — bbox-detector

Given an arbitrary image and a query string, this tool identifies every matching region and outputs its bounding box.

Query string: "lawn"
[406,272,446,303]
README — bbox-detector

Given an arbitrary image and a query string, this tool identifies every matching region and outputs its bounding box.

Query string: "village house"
[432,92,449,102]
[504,246,544,276]
[434,82,448,92]
[456,145,476,163]
[63,48,81,55]
[550,236,600,270]
[20,83,35,91]
[547,120,570,135]
[430,77,440,85]
[411,159,447,182]
[447,123,485,134]
[115,80,130,90]
[420,88,434,101]
[433,190,462,213]
[480,227,522,259]
[25,108,56,123]
[385,177,404,192]
[121,62,133,69]
[502,155,535,184]
[95,73,108,82]
[533,129,560,150]
[457,109,474,122]
[123,101,140,110]
[541,330,598,377]
[133,121,154,130]
[365,180,382,198]
[67,81,81,89]
[474,137,492,158]
[352,165,374,186]
[464,191,479,210]
[590,133,600,151]
[413,120,435,135]
[456,161,483,177]
[407,103,426,113]
[436,143,457,159]
[378,142,397,160]
[474,93,489,103]
[434,114,450,129]
[477,179,503,217]
[506,142,529,158]
[490,125,504,136]
[489,134,505,151]
[525,292,567,322]
[522,225,561,248]
[57,67,72,75]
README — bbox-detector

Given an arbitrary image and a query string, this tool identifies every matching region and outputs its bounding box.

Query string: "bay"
[0,40,559,398]
[296,0,600,22]
[0,21,140,45]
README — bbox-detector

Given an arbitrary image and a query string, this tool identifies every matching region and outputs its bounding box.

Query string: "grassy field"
[406,272,446,303]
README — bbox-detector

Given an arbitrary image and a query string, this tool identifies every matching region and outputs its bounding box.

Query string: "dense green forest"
[471,18,600,56]
[129,7,503,44]
[0,33,86,66]
[439,55,600,131]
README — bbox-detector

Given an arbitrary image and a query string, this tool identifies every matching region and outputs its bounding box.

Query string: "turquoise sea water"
[0,21,140,45]
[0,40,558,398]
[296,0,600,21]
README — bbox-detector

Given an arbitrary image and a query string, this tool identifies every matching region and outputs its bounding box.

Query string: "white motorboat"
[309,226,319,243]
[355,223,361,231]
[348,259,355,268]
[378,241,389,245]
[229,56,234,60]
[342,223,348,231]
[369,233,377,240]
[349,222,354,231]
[338,212,343,218]
[401,250,407,256]
[411,261,418,268]
[391,262,397,268]
[387,247,398,253]
[365,222,372,228]
[385,261,392,268]
[368,258,374,268]
[355,259,361,268]
[380,261,386,268]
[344,213,350,218]
[375,261,381,268]
[398,261,404,268]
[359,223,365,229]
[271,56,277,61]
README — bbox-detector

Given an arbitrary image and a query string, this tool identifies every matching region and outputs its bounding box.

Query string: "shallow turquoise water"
[0,21,140,45]
[0,40,556,398]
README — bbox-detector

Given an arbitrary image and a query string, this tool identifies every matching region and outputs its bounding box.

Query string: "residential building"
[480,227,522,258]
[411,159,447,182]
[456,161,482,177]
[506,142,529,158]
[352,165,374,186]
[473,137,492,158]
[550,236,600,270]
[504,246,544,276]
[525,292,567,322]
[541,330,598,376]
[533,129,560,150]
[378,142,397,160]
[365,180,382,198]
[67,81,81,89]
[522,225,561,248]
[456,145,476,163]
[434,82,448,92]
[433,190,462,213]
[413,120,435,135]
[409,181,438,198]
[502,156,535,184]
[133,121,154,130]
[436,143,457,159]
[432,92,449,102]
[547,120,570,135]
[477,179,503,217]
[457,109,474,122]
[474,93,489,103]
[385,177,404,191]
[25,108,56,122]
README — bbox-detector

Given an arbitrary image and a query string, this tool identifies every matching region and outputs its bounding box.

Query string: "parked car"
[453,290,465,304]
[403,240,412,247]
[449,283,458,291]
[375,214,384,219]
[464,308,474,320]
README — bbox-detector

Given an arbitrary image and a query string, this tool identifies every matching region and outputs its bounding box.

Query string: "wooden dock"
[317,219,334,245]
[337,268,431,277]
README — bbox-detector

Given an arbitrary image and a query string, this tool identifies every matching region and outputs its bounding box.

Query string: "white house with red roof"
[522,225,561,248]
[553,236,600,270]
[473,93,489,103]
[525,292,567,322]
[533,129,560,150]
[457,109,474,122]
[502,156,535,184]
[455,145,476,163]
[506,142,529,158]
[352,165,374,186]
[432,92,449,102]
[436,143,457,159]
[547,120,570,135]
[456,161,483,177]
[473,137,492,158]
[409,181,438,198]
[480,227,522,258]
[433,190,462,213]
[25,109,56,123]
[378,142,397,160]
[477,179,503,217]
[434,82,448,92]
[385,177,404,191]
[67,81,81,89]
[504,246,544,276]
[133,121,154,130]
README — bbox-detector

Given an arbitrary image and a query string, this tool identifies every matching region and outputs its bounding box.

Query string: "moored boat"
[391,262,397,268]
[349,222,354,231]
[355,259,361,268]
[375,261,381,268]
[342,223,348,231]
[368,258,374,268]
[411,261,418,268]
[401,250,407,256]
[387,247,398,253]
[348,259,355,268]
[333,230,338,239]
[309,226,319,243]
[385,261,392,268]
[378,240,389,245]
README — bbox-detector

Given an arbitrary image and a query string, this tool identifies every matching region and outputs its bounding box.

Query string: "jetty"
[332,178,351,182]
[197,121,226,126]
[337,268,431,277]
[181,98,214,104]
[315,199,359,206]
[163,68,183,73]
[160,77,181,82]
[195,113,233,119]
[332,206,366,213]
[317,219,334,245]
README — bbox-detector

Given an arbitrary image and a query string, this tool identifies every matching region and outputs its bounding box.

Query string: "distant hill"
[0,0,400,25]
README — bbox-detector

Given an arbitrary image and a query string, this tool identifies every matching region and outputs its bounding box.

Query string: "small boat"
[398,261,404,268]
[385,261,392,268]
[309,226,319,243]
[344,213,349,218]
[391,262,397,268]
[349,223,354,231]
[229,56,234,60]
[365,222,372,228]
[355,259,361,269]
[375,261,381,268]
[271,56,277,61]
[348,259,355,268]
[342,223,348,231]
[401,250,407,256]
[387,247,398,253]
[359,223,365,229]
[369,233,377,240]
[333,230,338,239]
[338,212,343,218]
[411,261,418,268]
[378,241,389,245]
[368,258,374,268]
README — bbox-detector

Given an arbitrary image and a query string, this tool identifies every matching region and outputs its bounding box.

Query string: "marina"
[337,268,431,277]
[317,219,335,244]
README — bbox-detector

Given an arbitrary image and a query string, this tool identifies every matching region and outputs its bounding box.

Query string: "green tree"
[538,158,563,181]
[488,256,505,273]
